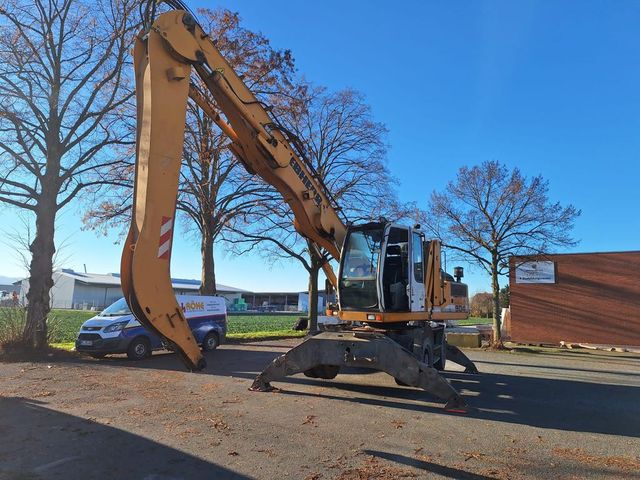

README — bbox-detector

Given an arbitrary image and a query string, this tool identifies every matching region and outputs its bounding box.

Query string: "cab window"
[412,232,423,282]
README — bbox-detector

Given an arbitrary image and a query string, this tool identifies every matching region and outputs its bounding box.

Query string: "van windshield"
[100,298,131,317]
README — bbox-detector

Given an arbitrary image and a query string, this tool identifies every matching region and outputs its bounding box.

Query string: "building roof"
[15,269,248,293]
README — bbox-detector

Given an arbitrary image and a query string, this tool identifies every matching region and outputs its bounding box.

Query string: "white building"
[17,268,246,310]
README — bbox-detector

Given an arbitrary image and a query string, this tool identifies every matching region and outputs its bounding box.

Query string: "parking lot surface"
[1,339,639,479]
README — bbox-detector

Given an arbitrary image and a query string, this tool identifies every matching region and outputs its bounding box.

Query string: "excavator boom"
[121,10,347,370]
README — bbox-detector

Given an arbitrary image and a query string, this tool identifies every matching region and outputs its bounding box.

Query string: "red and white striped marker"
[157,216,173,260]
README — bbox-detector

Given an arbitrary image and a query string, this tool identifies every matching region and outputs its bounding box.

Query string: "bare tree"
[84,7,295,296]
[229,85,401,329]
[470,292,493,318]
[0,0,137,348]
[423,160,580,345]
[178,8,295,295]
[228,203,331,323]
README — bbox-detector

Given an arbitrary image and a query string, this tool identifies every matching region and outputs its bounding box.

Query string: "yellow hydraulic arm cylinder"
[121,10,347,370]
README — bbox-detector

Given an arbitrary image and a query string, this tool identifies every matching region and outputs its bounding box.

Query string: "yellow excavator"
[121,1,478,412]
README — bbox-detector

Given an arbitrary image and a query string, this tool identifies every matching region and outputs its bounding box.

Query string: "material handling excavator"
[122,1,478,412]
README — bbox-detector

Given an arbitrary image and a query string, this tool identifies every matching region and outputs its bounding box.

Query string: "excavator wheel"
[303,365,340,379]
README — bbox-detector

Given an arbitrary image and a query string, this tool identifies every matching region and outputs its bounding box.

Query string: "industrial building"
[16,269,246,310]
[14,268,325,313]
[241,291,327,313]
[508,251,640,346]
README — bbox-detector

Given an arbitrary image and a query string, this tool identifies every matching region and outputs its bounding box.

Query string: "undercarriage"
[250,323,478,413]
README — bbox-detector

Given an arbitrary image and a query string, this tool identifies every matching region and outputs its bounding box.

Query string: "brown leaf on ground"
[33,391,54,398]
[227,450,239,456]
[416,454,434,464]
[478,467,515,480]
[552,448,640,472]
[463,451,487,461]
[336,457,417,480]
[207,416,230,431]
[391,420,405,429]
[304,474,322,480]
[255,448,277,458]
[222,396,242,404]
[302,415,317,426]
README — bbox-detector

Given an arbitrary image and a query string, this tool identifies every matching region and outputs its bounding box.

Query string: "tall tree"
[229,85,400,329]
[424,160,580,345]
[0,0,137,348]
[178,8,295,295]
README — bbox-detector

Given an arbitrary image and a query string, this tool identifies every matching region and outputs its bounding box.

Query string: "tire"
[423,345,434,368]
[433,330,447,371]
[89,353,106,359]
[303,365,340,379]
[201,331,219,352]
[127,337,151,360]
[434,339,447,371]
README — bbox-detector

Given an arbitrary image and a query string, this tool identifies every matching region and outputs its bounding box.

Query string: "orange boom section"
[121,10,347,370]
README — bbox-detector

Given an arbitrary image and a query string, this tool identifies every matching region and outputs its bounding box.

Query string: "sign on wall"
[515,261,556,284]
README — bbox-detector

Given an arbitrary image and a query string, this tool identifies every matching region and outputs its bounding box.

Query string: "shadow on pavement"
[74,344,640,439]
[363,449,640,480]
[364,450,498,480]
[475,358,640,378]
[0,397,250,480]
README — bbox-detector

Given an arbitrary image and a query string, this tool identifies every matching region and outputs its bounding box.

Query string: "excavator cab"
[338,222,427,314]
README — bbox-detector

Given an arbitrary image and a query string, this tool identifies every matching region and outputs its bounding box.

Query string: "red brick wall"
[509,252,640,346]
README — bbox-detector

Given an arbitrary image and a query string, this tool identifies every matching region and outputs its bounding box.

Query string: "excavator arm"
[121,9,346,370]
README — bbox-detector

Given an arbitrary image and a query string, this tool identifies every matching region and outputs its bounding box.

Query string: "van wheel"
[127,337,151,360]
[202,332,219,352]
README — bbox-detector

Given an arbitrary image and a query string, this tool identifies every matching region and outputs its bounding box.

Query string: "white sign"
[515,261,556,284]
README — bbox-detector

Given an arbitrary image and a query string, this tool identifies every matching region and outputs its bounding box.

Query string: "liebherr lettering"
[289,158,323,206]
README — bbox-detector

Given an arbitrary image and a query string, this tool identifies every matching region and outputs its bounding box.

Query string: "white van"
[75,295,227,360]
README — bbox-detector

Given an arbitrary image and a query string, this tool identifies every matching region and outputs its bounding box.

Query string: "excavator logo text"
[289,158,322,206]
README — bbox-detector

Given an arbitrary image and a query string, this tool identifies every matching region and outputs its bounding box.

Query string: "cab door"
[410,231,426,312]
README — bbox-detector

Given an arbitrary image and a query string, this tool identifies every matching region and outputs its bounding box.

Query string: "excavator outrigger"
[122,1,478,413]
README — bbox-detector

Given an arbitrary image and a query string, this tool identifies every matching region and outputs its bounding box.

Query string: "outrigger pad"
[249,331,468,412]
[445,344,480,374]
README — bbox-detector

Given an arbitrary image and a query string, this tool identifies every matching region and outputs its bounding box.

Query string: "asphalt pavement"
[1,339,639,479]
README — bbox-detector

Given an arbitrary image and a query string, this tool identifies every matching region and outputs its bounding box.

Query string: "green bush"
[0,307,27,345]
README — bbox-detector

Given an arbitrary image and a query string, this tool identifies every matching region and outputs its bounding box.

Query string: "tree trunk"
[307,240,322,332]
[23,195,57,349]
[200,226,217,295]
[491,253,502,346]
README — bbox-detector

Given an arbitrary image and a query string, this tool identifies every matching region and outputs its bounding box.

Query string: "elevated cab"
[337,222,426,316]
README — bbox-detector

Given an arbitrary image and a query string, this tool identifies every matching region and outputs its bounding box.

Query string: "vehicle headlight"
[103,321,129,333]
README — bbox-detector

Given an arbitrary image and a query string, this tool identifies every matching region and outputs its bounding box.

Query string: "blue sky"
[1,0,639,295]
